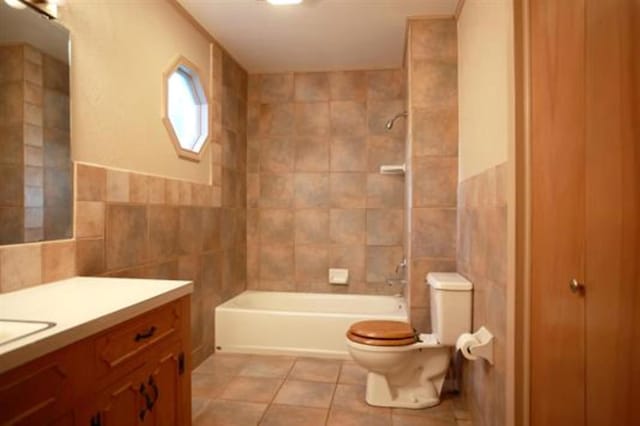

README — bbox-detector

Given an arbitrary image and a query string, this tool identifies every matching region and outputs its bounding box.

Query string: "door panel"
[529,0,586,424]
[585,0,639,424]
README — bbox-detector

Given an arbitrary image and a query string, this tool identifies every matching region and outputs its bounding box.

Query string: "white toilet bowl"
[346,272,473,410]
[346,332,450,409]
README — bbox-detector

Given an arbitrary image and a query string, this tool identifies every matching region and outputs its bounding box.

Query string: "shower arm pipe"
[385,111,408,130]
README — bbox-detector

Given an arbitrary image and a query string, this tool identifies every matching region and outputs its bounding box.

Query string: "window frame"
[162,56,210,162]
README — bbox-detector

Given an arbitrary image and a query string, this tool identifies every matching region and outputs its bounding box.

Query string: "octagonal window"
[163,58,209,161]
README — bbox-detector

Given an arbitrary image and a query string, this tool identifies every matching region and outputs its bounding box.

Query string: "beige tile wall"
[406,19,459,331]
[457,162,508,426]
[0,46,247,367]
[247,70,406,294]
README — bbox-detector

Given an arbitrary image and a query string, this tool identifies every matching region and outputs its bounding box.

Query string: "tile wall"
[0,46,247,366]
[457,162,508,426]
[406,19,459,331]
[246,70,406,294]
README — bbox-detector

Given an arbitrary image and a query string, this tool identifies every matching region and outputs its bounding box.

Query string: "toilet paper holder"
[456,326,494,365]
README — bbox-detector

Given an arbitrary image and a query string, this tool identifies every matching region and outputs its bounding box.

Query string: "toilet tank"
[427,273,473,346]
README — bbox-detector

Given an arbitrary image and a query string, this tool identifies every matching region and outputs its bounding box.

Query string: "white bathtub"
[214,290,408,358]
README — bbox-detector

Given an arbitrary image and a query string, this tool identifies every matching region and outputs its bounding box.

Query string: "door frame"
[514,0,531,424]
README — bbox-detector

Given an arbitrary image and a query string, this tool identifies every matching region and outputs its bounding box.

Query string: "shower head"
[385,111,408,130]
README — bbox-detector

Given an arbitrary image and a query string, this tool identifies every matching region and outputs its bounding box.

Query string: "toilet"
[346,272,472,409]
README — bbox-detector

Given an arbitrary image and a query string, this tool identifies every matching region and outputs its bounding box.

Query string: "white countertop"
[0,276,193,374]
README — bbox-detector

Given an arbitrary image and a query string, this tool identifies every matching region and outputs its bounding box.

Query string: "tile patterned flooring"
[192,353,472,426]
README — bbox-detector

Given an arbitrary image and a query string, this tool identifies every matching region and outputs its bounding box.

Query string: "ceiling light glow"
[266,0,303,5]
[4,0,27,9]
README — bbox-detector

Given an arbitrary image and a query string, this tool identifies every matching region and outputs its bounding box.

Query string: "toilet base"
[365,371,442,409]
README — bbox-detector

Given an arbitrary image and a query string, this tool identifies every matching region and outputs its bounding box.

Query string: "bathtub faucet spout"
[386,278,407,287]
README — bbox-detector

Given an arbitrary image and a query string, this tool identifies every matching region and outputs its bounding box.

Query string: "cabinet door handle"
[148,376,159,410]
[134,326,157,342]
[90,413,101,426]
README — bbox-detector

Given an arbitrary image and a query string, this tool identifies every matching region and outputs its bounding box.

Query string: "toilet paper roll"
[456,333,479,360]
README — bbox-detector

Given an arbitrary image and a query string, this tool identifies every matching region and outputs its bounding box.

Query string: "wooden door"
[584,0,639,424]
[529,0,587,424]
[528,0,639,424]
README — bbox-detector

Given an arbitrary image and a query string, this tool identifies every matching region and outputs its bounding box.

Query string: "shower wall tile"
[294,73,330,102]
[248,68,405,294]
[261,136,295,173]
[330,101,367,137]
[367,69,404,100]
[366,209,403,246]
[410,19,457,62]
[411,108,458,157]
[295,135,329,172]
[295,245,329,283]
[294,173,329,208]
[295,102,330,136]
[329,209,366,245]
[295,209,329,245]
[412,156,458,207]
[366,174,404,208]
[329,246,366,281]
[366,245,404,284]
[367,135,404,172]
[329,173,366,208]
[260,209,294,245]
[260,244,294,281]
[411,208,457,258]
[259,173,293,208]
[367,99,406,138]
[406,19,458,333]
[260,73,294,103]
[330,136,368,172]
[328,71,367,101]
[0,126,23,165]
[260,103,295,137]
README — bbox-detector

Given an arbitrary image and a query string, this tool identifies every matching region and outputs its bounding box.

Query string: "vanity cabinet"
[0,296,191,426]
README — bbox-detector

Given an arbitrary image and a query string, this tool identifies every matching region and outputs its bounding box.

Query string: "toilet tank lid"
[426,273,473,291]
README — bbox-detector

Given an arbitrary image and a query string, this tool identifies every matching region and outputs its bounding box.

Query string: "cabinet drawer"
[95,301,182,377]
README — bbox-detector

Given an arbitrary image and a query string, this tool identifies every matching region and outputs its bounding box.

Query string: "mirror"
[0,1,71,245]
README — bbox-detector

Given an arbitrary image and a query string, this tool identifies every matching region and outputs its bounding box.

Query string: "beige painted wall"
[59,0,213,183]
[457,0,514,181]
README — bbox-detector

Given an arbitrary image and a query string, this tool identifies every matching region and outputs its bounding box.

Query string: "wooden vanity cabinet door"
[146,343,190,426]
[78,366,149,426]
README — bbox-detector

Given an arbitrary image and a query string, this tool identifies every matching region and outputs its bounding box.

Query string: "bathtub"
[214,290,408,358]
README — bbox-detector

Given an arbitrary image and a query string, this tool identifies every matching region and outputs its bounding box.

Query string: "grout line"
[323,361,343,426]
[255,356,297,425]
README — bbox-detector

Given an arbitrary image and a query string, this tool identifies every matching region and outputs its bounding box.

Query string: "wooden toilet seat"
[347,320,418,346]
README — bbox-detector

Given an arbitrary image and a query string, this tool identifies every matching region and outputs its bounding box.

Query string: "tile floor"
[192,353,472,426]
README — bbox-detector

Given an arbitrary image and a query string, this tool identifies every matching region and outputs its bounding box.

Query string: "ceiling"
[178,0,458,73]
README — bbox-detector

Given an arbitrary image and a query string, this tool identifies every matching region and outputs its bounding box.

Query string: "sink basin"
[0,319,56,347]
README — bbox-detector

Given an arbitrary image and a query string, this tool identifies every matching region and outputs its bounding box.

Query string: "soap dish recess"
[379,164,406,175]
